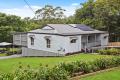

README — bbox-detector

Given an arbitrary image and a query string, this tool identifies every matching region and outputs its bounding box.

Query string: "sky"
[0,0,87,18]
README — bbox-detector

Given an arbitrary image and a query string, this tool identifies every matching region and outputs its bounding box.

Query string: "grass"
[0,54,112,73]
[80,67,120,80]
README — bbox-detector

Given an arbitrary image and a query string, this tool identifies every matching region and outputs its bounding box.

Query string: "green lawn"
[0,54,112,73]
[81,67,120,80]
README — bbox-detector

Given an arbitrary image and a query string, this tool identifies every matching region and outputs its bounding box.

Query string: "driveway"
[0,55,22,59]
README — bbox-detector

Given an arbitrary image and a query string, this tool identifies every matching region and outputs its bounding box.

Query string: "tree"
[0,26,13,42]
[35,5,66,19]
[0,13,28,42]
[75,0,96,27]
[94,0,120,41]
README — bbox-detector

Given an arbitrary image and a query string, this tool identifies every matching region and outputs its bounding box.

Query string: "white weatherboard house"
[13,24,108,56]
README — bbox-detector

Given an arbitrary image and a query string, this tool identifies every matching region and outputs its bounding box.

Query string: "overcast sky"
[0,0,86,18]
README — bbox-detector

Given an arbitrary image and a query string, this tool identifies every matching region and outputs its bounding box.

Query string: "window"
[70,39,77,43]
[88,36,91,41]
[30,37,34,45]
[104,36,107,39]
[46,38,51,48]
[88,35,93,43]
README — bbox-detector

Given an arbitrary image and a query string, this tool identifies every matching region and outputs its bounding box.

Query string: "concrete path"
[0,55,22,59]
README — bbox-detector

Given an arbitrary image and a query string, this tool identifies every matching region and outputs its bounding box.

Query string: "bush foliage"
[98,48,120,55]
[6,48,22,56]
[0,65,69,80]
[58,57,120,76]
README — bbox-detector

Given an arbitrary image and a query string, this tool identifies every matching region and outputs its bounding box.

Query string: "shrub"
[0,65,69,80]
[48,66,69,80]
[59,62,77,75]
[112,57,120,66]
[74,61,91,73]
[98,48,120,55]
[59,61,91,76]
[89,62,98,72]
[98,49,107,55]
[0,73,14,80]
[6,48,22,56]
[92,58,110,70]
[59,57,120,76]
[59,61,97,76]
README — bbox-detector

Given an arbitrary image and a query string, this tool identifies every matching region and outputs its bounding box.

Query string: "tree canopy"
[35,5,66,19]
[75,0,120,41]
[0,2,120,42]
[0,13,27,42]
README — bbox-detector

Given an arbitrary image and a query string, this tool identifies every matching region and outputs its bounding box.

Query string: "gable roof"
[29,24,107,36]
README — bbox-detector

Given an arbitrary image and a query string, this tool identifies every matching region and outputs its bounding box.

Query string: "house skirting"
[22,47,65,57]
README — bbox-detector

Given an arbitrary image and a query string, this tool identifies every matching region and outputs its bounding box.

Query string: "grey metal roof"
[28,24,107,35]
[69,24,95,31]
[30,29,56,33]
[47,24,83,33]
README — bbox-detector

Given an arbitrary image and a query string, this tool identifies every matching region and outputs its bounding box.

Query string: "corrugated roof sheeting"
[18,24,107,35]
